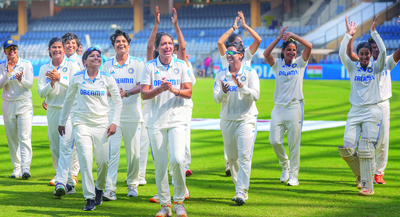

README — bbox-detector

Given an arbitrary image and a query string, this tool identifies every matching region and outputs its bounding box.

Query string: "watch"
[125,90,130,98]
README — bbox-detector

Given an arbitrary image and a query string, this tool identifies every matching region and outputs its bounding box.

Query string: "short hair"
[356,42,372,54]
[110,29,131,47]
[368,37,376,45]
[281,39,298,59]
[82,47,102,66]
[226,42,245,60]
[48,37,63,58]
[154,31,174,47]
[224,33,241,47]
[61,32,80,47]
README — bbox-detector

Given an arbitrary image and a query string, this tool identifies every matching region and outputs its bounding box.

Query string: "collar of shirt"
[49,57,67,70]
[225,63,244,77]
[356,60,373,73]
[156,56,175,70]
[6,57,21,71]
[66,52,77,59]
[84,69,102,82]
[112,54,131,68]
[280,57,296,68]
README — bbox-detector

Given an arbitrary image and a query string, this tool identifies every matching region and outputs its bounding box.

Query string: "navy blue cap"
[3,39,18,50]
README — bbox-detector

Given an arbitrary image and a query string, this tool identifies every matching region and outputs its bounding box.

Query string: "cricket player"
[263,26,312,186]
[102,29,144,201]
[214,41,259,205]
[217,11,261,176]
[0,39,34,180]
[338,16,386,196]
[58,47,122,211]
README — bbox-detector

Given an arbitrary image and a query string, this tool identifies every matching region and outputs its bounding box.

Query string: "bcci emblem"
[292,63,297,68]
[240,76,246,82]
[174,69,179,74]
[7,40,13,44]
[62,67,67,72]
[99,81,105,86]
[367,68,373,73]
[19,67,23,72]
[128,68,134,74]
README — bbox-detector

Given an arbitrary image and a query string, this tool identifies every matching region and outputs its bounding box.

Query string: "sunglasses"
[86,47,101,53]
[226,50,241,56]
[5,46,18,52]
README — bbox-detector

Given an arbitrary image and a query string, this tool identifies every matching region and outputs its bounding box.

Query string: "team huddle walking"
[1,6,399,216]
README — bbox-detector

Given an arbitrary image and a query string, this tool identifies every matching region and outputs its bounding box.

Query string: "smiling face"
[282,43,297,62]
[113,35,130,55]
[65,39,77,56]
[4,46,18,59]
[358,47,371,68]
[49,41,65,60]
[156,35,173,59]
[226,46,243,65]
[84,51,102,68]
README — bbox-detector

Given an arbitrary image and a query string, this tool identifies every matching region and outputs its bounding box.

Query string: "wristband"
[175,89,180,96]
[231,26,236,31]
[125,90,130,98]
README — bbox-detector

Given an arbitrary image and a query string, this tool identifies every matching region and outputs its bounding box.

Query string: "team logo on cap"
[7,40,13,44]
[367,68,373,73]
[99,81,105,86]
[62,67,67,72]
[241,76,246,82]
[174,69,179,74]
[19,67,23,72]
[292,63,297,68]
[128,68,134,74]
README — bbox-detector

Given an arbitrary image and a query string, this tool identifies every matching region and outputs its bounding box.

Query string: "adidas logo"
[155,71,160,74]
[82,81,86,84]
[223,78,228,82]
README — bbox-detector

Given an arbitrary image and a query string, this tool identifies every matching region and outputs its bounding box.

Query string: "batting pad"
[358,138,375,191]
[338,146,360,176]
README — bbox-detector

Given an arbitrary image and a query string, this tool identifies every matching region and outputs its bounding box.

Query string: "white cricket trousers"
[71,144,80,176]
[355,100,389,175]
[139,102,150,180]
[343,104,382,149]
[269,101,304,179]
[73,124,110,200]
[3,98,33,170]
[221,116,257,194]
[184,104,192,170]
[47,106,62,172]
[106,119,141,192]
[148,126,187,205]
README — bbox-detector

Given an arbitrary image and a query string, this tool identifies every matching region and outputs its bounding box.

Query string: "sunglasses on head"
[5,46,18,52]
[226,50,241,56]
[86,47,101,53]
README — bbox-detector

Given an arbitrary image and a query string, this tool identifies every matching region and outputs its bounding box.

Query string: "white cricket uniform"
[221,47,254,167]
[0,58,33,171]
[102,55,144,192]
[66,52,84,177]
[139,99,150,181]
[141,57,191,205]
[269,56,308,179]
[59,70,122,200]
[213,64,259,194]
[184,62,196,170]
[38,58,80,186]
[340,32,386,150]
[355,55,397,175]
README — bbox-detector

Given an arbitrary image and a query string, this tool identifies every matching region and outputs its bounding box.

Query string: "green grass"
[1,78,400,216]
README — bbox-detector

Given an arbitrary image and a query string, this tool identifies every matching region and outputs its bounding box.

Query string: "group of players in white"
[0,6,399,216]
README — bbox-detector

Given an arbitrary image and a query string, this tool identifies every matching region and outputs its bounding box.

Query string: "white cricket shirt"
[66,52,84,71]
[103,55,144,123]
[213,63,259,121]
[0,58,33,101]
[59,69,122,127]
[184,61,196,108]
[339,31,387,106]
[221,47,254,69]
[38,57,81,108]
[271,56,308,106]
[141,57,191,129]
[375,55,398,101]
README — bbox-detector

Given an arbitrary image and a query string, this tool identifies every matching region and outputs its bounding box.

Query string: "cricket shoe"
[156,204,172,217]
[286,177,299,186]
[374,174,385,184]
[49,175,56,186]
[280,167,290,183]
[83,199,96,211]
[225,162,231,177]
[95,187,103,205]
[127,185,138,197]
[66,184,76,195]
[10,168,21,178]
[21,168,31,180]
[139,177,147,186]
[173,202,187,217]
[359,187,374,196]
[232,192,248,205]
[186,169,192,177]
[185,186,190,200]
[53,183,66,197]
[150,194,160,203]
[356,176,361,189]
[103,189,117,201]
[71,175,79,185]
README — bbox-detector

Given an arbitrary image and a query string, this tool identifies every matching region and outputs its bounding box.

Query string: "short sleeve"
[244,47,254,62]
[141,64,152,86]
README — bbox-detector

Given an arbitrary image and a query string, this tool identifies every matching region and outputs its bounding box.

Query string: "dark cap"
[3,39,18,50]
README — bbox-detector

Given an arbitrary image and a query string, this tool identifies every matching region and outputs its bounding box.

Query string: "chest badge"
[62,67,67,72]
[240,76,246,82]
[19,67,23,72]
[174,68,180,74]
[292,63,297,68]
[128,68,134,74]
[99,81,105,86]
[367,68,373,73]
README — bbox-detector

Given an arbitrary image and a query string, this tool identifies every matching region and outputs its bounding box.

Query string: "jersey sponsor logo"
[99,81,105,86]
[279,70,298,76]
[174,68,180,74]
[10,75,17,80]
[154,79,181,86]
[18,67,23,72]
[228,86,238,92]
[292,63,297,68]
[128,68,134,74]
[46,78,51,83]
[80,89,105,96]
[115,78,135,84]
[62,67,67,72]
[354,75,375,82]
[382,70,388,76]
[63,76,68,80]
[240,76,246,82]
[367,68,373,73]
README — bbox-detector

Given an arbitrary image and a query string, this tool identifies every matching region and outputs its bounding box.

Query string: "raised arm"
[263,26,288,66]
[371,15,386,72]
[217,17,239,56]
[393,15,400,63]
[282,32,313,62]
[171,8,186,62]
[346,38,359,61]
[339,15,357,71]
[147,6,160,61]
[238,11,262,55]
